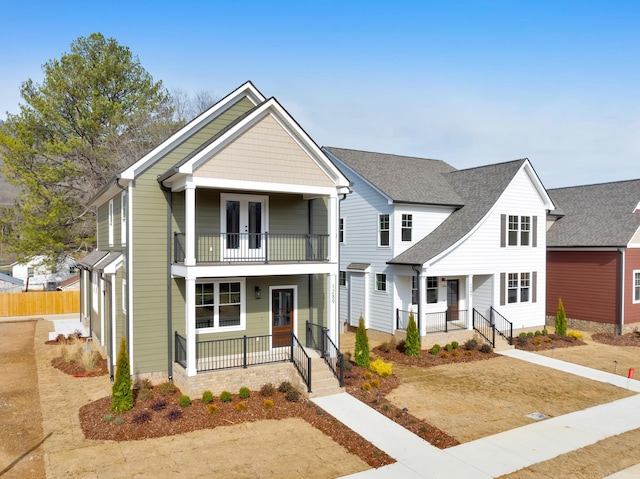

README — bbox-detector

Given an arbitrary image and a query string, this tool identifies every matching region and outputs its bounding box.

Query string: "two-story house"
[78,82,350,397]
[325,147,554,342]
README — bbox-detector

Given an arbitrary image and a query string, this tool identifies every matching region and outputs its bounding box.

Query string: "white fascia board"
[172,262,335,280]
[192,177,339,196]
[120,82,266,180]
[522,160,555,211]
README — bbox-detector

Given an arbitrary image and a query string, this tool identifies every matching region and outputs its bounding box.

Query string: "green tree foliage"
[0,33,177,260]
[354,316,370,367]
[111,337,134,413]
[404,310,421,357]
[555,298,567,336]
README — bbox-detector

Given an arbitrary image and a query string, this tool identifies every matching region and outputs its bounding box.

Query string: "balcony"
[174,232,329,264]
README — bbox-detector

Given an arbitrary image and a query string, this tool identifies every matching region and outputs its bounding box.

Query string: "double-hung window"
[508,273,519,303]
[426,276,438,303]
[411,276,418,304]
[520,216,530,246]
[504,215,533,247]
[339,271,347,287]
[339,218,344,243]
[195,280,243,331]
[520,272,530,302]
[401,214,412,242]
[108,199,114,247]
[375,273,387,292]
[378,214,390,247]
[508,215,518,246]
[634,271,640,303]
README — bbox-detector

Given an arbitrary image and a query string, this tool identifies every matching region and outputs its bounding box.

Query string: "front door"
[272,288,294,348]
[447,280,459,321]
[222,194,266,261]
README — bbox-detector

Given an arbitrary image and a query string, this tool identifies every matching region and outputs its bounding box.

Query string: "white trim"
[122,278,127,314]
[108,199,114,247]
[633,270,640,304]
[120,191,127,247]
[374,273,387,293]
[194,278,246,334]
[378,213,390,248]
[268,284,298,348]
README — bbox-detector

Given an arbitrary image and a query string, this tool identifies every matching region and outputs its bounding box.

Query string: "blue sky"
[2,0,639,188]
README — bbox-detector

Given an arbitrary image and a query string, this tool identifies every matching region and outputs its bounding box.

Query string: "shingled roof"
[390,159,528,264]
[547,179,640,248]
[323,147,463,206]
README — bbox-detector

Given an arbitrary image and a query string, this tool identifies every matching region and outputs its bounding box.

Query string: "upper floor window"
[339,217,344,243]
[503,214,535,247]
[508,215,518,246]
[520,216,530,246]
[402,214,412,242]
[375,273,387,292]
[379,214,390,247]
[634,271,640,303]
[339,270,347,287]
[426,276,438,303]
[108,199,114,247]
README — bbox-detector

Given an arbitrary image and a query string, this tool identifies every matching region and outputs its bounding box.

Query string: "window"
[634,271,640,303]
[508,215,518,246]
[108,199,114,247]
[122,279,127,314]
[339,271,347,287]
[195,280,243,330]
[27,267,34,278]
[121,191,127,246]
[339,218,344,243]
[508,273,518,303]
[504,215,533,247]
[520,216,530,246]
[520,272,530,302]
[411,276,418,304]
[401,214,412,242]
[426,276,438,304]
[379,214,389,247]
[375,273,387,292]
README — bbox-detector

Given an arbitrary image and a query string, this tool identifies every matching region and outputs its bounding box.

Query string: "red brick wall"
[546,250,620,324]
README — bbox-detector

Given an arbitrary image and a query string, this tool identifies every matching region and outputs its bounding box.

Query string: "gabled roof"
[78,250,109,268]
[323,147,462,206]
[0,272,23,286]
[547,179,640,248]
[390,159,530,265]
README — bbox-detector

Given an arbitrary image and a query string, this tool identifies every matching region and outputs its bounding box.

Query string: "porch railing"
[291,334,312,393]
[175,332,187,368]
[173,232,329,264]
[472,309,495,347]
[396,308,468,333]
[490,307,513,345]
[306,321,344,387]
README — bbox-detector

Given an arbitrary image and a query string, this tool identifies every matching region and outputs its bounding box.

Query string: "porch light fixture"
[441,278,446,287]
[254,286,261,299]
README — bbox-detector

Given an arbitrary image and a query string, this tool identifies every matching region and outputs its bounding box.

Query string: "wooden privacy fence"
[0,291,80,317]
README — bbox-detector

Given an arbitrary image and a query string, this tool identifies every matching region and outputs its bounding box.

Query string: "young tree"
[354,316,370,367]
[555,298,567,336]
[0,33,177,261]
[111,337,133,413]
[405,310,421,357]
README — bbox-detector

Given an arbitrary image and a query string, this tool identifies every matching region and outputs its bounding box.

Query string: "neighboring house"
[79,82,350,397]
[546,179,640,334]
[12,255,77,291]
[0,272,23,292]
[324,147,554,342]
[57,274,80,291]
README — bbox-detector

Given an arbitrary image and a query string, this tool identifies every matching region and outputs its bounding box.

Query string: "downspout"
[308,199,314,327]
[618,248,625,336]
[337,189,350,348]
[411,265,422,345]
[101,273,115,381]
[158,178,174,381]
[115,177,131,350]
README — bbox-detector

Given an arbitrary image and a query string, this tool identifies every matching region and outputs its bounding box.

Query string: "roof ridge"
[549,177,640,192]
[324,146,444,163]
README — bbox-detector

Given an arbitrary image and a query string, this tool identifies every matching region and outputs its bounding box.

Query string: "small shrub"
[179,395,191,408]
[396,339,407,353]
[220,391,233,402]
[533,337,543,345]
[429,344,441,355]
[378,339,396,353]
[452,349,460,357]
[61,338,82,363]
[362,382,372,391]
[285,388,300,403]
[114,416,125,425]
[136,388,153,402]
[567,330,583,341]
[516,335,529,346]
[542,328,549,335]
[78,347,98,373]
[519,332,527,338]
[556,298,567,336]
[404,311,421,357]
[371,378,380,388]
[202,390,214,404]
[444,343,453,352]
[441,352,450,359]
[260,383,275,397]
[341,357,353,373]
[156,381,178,396]
[134,378,153,390]
[363,371,372,380]
[207,404,219,415]
[167,409,182,421]
[355,316,370,367]
[480,343,493,354]
[534,330,542,336]
[132,410,152,424]
[111,338,133,413]
[239,386,251,399]
[451,341,459,349]
[369,358,392,378]
[278,381,293,393]
[544,336,553,343]
[464,338,478,350]
[150,399,167,411]
[103,414,114,422]
[526,332,534,338]
[235,401,247,411]
[263,399,274,410]
[465,350,473,356]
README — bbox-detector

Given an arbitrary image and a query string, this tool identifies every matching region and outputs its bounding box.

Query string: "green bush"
[110,338,133,413]
[429,344,441,355]
[534,330,542,336]
[542,328,549,336]
[179,395,191,407]
[220,391,233,402]
[526,332,534,338]
[404,311,420,357]
[451,341,459,349]
[202,390,214,404]
[239,386,251,399]
[555,298,567,336]
[354,316,370,367]
[519,332,527,338]
[444,343,453,352]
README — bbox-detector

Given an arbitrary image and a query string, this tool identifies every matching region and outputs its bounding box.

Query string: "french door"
[221,194,267,261]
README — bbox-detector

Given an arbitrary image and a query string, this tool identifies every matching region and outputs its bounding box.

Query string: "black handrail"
[472,309,495,347]
[490,307,513,345]
[291,333,312,392]
[306,321,344,387]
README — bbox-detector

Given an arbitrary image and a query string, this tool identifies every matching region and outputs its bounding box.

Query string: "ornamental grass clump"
[260,383,275,397]
[404,311,420,357]
[111,338,133,413]
[235,401,247,412]
[354,316,370,367]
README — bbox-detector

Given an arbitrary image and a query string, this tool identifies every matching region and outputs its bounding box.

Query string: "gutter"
[618,248,625,336]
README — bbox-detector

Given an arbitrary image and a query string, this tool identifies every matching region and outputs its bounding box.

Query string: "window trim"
[121,191,127,247]
[411,275,418,305]
[520,272,530,303]
[339,270,347,287]
[122,278,127,314]
[634,270,640,304]
[401,214,412,242]
[195,278,246,333]
[426,276,438,304]
[108,199,114,247]
[375,273,387,292]
[378,214,390,247]
[507,273,519,304]
[339,217,344,244]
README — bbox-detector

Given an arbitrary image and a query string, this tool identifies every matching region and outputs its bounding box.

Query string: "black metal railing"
[472,309,495,347]
[291,334,312,392]
[173,232,329,264]
[396,308,468,333]
[175,332,187,368]
[306,321,344,387]
[491,307,513,345]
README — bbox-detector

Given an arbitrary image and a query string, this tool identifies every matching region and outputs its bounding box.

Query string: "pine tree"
[111,337,133,412]
[555,298,567,336]
[405,310,421,357]
[354,316,370,367]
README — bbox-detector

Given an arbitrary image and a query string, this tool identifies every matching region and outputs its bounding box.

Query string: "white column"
[420,274,427,336]
[185,182,196,266]
[327,194,338,263]
[467,274,473,330]
[185,276,197,376]
[327,273,338,343]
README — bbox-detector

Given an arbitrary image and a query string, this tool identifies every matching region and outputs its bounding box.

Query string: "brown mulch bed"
[592,332,640,347]
[51,354,109,377]
[373,344,500,368]
[79,386,394,469]
[513,333,587,351]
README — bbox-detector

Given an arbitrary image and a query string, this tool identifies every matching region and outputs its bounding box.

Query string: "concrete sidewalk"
[313,349,640,478]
